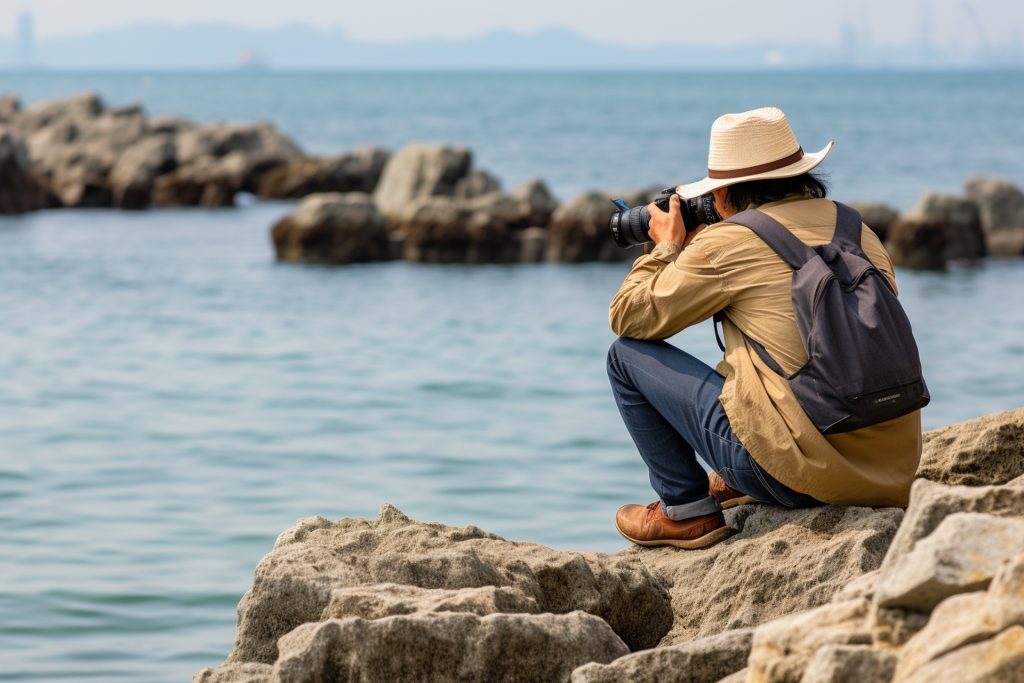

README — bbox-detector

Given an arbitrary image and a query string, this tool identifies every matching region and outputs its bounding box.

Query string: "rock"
[903,191,987,261]
[0,129,51,214]
[373,144,472,217]
[867,604,929,648]
[153,153,248,207]
[0,93,20,123]
[518,226,548,263]
[799,644,897,683]
[918,407,1024,486]
[109,135,177,209]
[720,670,750,683]
[547,191,638,262]
[14,92,105,133]
[887,218,948,270]
[322,583,539,619]
[271,192,390,265]
[846,202,900,243]
[620,504,902,645]
[192,663,273,683]
[875,512,1024,610]
[454,169,501,198]
[747,599,872,683]
[510,178,559,227]
[227,504,671,664]
[398,193,537,263]
[897,625,1024,683]
[893,552,1024,681]
[569,627,752,683]
[879,478,1024,575]
[273,611,628,683]
[256,147,389,199]
[965,176,1024,256]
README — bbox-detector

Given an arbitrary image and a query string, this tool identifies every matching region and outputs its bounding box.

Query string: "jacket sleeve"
[609,239,731,340]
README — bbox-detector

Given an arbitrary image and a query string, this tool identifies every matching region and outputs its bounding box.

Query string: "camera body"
[609,188,721,248]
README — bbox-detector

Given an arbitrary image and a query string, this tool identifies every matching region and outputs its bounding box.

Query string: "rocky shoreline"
[3,93,1024,268]
[194,407,1024,683]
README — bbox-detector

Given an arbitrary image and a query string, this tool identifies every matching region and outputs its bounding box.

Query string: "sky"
[1,0,1022,49]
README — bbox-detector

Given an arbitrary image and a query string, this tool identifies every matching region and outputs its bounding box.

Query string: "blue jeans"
[607,337,820,520]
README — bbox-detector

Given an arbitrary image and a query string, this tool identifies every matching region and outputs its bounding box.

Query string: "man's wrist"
[650,241,683,263]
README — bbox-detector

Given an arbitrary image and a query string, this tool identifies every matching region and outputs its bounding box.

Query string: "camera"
[609,189,721,248]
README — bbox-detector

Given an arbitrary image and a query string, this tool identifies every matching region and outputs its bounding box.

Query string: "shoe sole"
[615,523,735,550]
[720,495,756,509]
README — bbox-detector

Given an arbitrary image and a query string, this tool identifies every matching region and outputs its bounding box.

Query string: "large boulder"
[398,193,538,263]
[373,144,472,217]
[256,147,389,199]
[454,169,501,199]
[152,153,248,207]
[896,191,987,264]
[618,504,903,645]
[109,135,178,209]
[13,92,105,134]
[321,583,539,619]
[271,611,628,683]
[0,93,21,123]
[887,218,948,270]
[271,192,390,265]
[226,504,671,664]
[917,407,1024,486]
[965,176,1024,256]
[846,201,900,243]
[0,129,51,214]
[570,627,752,683]
[547,191,638,262]
[509,177,559,227]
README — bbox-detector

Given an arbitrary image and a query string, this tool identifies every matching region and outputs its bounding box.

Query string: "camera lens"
[609,205,651,248]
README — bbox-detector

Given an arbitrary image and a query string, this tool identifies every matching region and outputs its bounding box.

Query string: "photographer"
[607,107,925,549]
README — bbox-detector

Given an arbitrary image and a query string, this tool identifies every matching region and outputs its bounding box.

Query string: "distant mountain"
[0,22,1018,70]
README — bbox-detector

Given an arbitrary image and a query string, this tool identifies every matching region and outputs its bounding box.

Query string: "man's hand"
[647,195,706,250]
[646,195,687,248]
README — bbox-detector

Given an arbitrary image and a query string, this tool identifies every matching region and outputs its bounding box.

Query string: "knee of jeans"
[607,337,633,376]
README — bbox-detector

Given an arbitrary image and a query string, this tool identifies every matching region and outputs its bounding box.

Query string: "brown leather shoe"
[708,471,756,509]
[615,501,733,549]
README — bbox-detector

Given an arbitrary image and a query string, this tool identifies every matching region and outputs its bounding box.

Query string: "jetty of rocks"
[195,407,1024,683]
[3,92,1023,267]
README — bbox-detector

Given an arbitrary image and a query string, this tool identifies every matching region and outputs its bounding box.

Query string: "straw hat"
[675,107,833,199]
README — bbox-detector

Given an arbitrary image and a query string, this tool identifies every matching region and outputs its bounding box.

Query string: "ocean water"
[0,71,1023,682]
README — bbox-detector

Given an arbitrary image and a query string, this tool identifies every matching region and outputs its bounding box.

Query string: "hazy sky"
[1,0,1022,48]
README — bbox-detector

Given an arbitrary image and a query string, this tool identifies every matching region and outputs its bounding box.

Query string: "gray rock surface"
[570,627,752,683]
[321,583,539,619]
[799,644,897,683]
[454,169,502,198]
[397,193,538,263]
[880,477,1024,574]
[274,611,628,683]
[256,147,389,199]
[886,217,948,270]
[509,177,559,227]
[893,552,1024,681]
[0,129,50,214]
[875,512,1024,610]
[621,504,902,645]
[897,625,1024,683]
[547,191,637,262]
[373,143,472,217]
[747,599,872,683]
[228,504,671,664]
[903,191,987,261]
[192,663,273,683]
[965,176,1024,256]
[846,201,900,243]
[917,407,1024,486]
[109,135,177,209]
[271,192,390,264]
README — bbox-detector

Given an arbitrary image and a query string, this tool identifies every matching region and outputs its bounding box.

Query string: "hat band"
[707,147,805,179]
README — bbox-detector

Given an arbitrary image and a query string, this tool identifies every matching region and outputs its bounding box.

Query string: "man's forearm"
[608,242,682,338]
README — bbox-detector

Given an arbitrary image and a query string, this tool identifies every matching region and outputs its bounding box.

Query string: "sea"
[0,71,1022,681]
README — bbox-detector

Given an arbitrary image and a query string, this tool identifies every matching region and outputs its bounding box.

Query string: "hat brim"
[675,141,834,199]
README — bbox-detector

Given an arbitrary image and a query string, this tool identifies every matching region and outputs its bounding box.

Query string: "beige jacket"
[609,196,921,507]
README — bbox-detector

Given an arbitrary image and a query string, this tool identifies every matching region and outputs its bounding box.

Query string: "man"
[607,106,923,549]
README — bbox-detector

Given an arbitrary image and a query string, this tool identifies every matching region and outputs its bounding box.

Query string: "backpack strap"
[831,202,864,250]
[727,209,818,269]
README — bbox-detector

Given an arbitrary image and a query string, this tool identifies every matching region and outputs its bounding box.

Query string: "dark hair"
[724,172,828,212]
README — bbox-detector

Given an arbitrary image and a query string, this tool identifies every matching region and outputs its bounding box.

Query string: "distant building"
[17,12,34,68]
